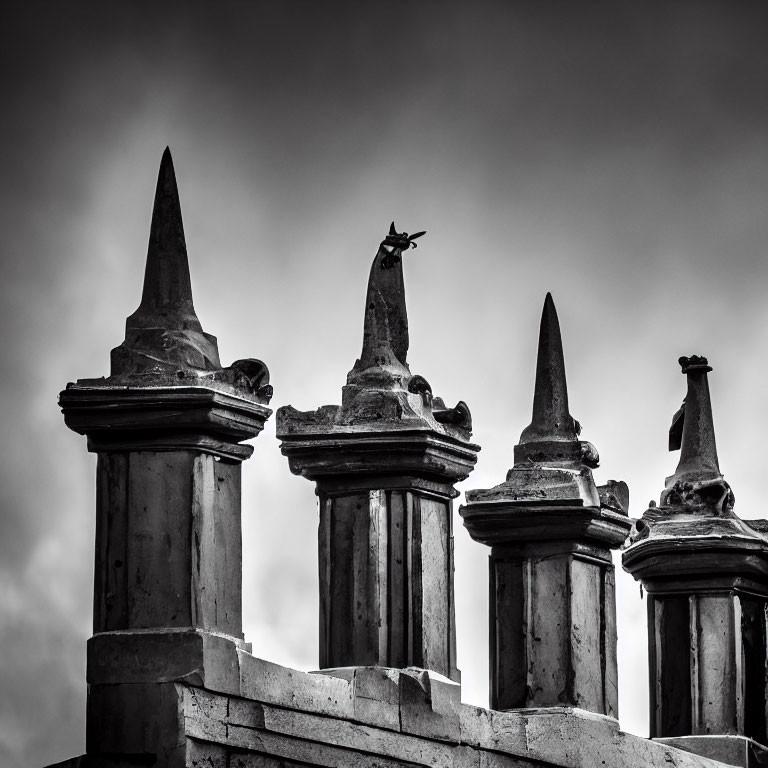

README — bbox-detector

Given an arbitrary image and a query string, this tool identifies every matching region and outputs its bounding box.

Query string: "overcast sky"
[3,2,768,765]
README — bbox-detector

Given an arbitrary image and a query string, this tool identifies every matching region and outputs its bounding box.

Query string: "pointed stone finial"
[346,223,425,389]
[111,147,221,375]
[519,293,577,444]
[132,146,197,329]
[664,355,723,493]
[513,293,596,468]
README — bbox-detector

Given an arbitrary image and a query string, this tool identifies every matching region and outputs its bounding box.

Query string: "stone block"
[353,666,401,729]
[239,651,354,718]
[86,682,185,766]
[227,755,316,768]
[228,697,267,728]
[655,735,768,767]
[183,686,228,741]
[187,739,228,768]
[318,666,401,730]
[459,705,729,768]
[399,667,461,742]
[227,727,420,767]
[87,629,242,695]
[253,703,476,767]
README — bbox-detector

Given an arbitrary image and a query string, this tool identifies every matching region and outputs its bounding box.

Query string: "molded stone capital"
[277,419,479,495]
[60,383,271,461]
[622,510,768,588]
[461,498,632,550]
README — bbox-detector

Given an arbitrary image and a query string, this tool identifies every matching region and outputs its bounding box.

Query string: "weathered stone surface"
[90,451,247,638]
[316,488,460,680]
[60,386,270,460]
[623,356,768,746]
[462,294,628,715]
[318,666,401,729]
[87,629,244,694]
[239,652,355,719]
[112,147,219,375]
[458,705,727,768]
[399,667,461,741]
[228,756,319,768]
[57,148,272,768]
[277,225,478,680]
[187,740,227,768]
[655,735,768,767]
[86,682,185,763]
[50,659,740,768]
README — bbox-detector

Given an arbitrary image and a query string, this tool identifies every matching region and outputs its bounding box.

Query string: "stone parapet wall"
[61,650,732,768]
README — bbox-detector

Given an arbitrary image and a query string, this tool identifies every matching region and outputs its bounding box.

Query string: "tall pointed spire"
[129,147,199,331]
[665,355,721,488]
[111,147,221,375]
[519,293,578,445]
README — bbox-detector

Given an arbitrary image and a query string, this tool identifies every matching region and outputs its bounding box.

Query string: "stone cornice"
[460,498,632,549]
[60,383,271,461]
[278,424,479,491]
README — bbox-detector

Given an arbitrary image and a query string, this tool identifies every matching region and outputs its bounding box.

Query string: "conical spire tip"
[517,291,577,448]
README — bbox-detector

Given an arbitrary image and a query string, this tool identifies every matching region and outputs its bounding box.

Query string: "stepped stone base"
[45,652,739,768]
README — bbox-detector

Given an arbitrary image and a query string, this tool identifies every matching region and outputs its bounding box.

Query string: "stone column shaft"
[490,543,618,714]
[644,586,768,743]
[93,450,242,636]
[318,486,458,679]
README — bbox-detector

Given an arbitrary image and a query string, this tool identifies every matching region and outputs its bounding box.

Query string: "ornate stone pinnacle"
[111,147,221,375]
[345,223,425,389]
[665,354,722,492]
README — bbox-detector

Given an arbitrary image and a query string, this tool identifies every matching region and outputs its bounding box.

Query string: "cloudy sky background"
[3,2,768,765]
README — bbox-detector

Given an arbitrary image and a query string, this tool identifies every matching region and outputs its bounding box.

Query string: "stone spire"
[519,292,577,446]
[664,355,721,491]
[513,293,598,472]
[461,293,630,715]
[111,147,221,375]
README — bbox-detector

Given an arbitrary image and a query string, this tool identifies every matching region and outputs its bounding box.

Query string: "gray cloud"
[3,2,768,765]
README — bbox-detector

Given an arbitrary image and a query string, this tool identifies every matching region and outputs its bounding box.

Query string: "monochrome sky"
[3,2,768,765]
